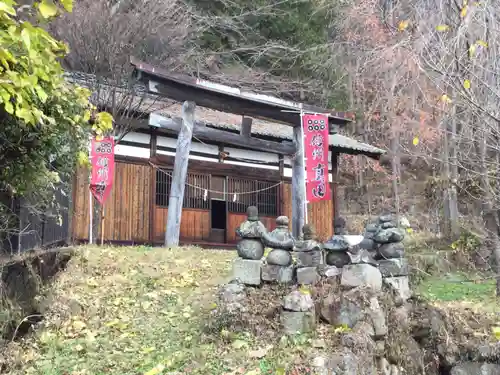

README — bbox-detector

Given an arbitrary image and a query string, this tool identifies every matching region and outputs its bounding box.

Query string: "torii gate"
[130,57,353,246]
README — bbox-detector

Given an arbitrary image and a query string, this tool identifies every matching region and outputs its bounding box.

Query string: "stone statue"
[323,235,350,268]
[261,216,294,266]
[333,217,347,235]
[292,224,323,267]
[236,206,267,260]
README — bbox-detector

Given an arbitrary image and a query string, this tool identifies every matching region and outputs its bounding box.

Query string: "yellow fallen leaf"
[299,286,311,295]
[398,20,409,31]
[436,24,450,32]
[463,79,471,89]
[412,137,419,146]
[460,5,467,17]
[469,44,477,57]
[440,94,452,104]
[232,339,248,349]
[72,320,86,331]
[492,326,500,340]
[406,228,414,234]
[141,346,156,354]
[476,40,488,47]
[86,278,99,287]
[144,364,165,375]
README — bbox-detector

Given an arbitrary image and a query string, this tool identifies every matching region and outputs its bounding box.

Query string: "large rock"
[312,348,377,375]
[341,264,383,291]
[318,265,342,278]
[451,363,500,375]
[325,251,350,268]
[218,282,246,313]
[365,223,379,233]
[383,276,411,301]
[320,293,364,328]
[378,258,409,276]
[323,235,350,251]
[374,228,405,244]
[281,310,316,334]
[282,290,314,312]
[236,238,264,260]
[378,242,405,259]
[378,214,394,223]
[261,264,295,283]
[294,250,323,267]
[297,267,320,285]
[232,258,262,286]
[266,249,292,266]
[360,238,376,250]
[368,297,387,339]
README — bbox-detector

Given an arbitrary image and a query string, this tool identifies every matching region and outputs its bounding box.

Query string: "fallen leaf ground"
[2,245,498,375]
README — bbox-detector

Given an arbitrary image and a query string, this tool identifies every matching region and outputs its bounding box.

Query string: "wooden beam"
[165,101,196,247]
[151,154,281,181]
[331,150,340,234]
[241,117,252,137]
[150,113,296,155]
[291,127,306,238]
[278,157,284,217]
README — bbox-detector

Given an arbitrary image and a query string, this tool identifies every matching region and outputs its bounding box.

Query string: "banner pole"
[88,137,93,245]
[101,202,105,246]
[300,110,309,225]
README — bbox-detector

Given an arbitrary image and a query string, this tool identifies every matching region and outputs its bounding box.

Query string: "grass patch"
[417,272,496,304]
[3,245,236,375]
[3,245,498,375]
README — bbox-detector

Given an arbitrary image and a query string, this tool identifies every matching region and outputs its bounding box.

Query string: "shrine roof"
[65,71,385,159]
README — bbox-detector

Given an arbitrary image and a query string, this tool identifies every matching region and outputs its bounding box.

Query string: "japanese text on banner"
[302,114,331,202]
[90,137,115,204]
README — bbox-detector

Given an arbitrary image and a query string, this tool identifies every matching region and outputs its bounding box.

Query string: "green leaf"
[59,0,73,12]
[16,107,35,124]
[4,101,13,114]
[35,85,48,103]
[38,0,58,18]
[0,1,16,16]
[96,111,113,130]
[21,28,31,50]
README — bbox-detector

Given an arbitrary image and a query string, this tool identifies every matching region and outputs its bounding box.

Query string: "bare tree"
[50,0,195,141]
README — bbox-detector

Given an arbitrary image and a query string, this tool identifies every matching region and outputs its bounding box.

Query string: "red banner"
[302,114,331,203]
[90,137,115,204]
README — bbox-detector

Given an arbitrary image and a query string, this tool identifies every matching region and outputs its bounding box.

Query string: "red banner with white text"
[90,137,115,204]
[302,114,331,203]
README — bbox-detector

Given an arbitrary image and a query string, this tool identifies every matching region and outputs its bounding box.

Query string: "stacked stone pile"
[232,206,266,286]
[365,214,411,300]
[261,216,295,284]
[281,290,316,334]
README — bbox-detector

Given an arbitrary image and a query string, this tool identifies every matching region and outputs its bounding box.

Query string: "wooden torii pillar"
[165,101,196,247]
[151,107,300,247]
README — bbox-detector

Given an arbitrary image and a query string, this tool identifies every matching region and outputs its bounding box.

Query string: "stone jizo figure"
[323,234,351,268]
[261,216,294,266]
[293,224,323,267]
[236,206,267,260]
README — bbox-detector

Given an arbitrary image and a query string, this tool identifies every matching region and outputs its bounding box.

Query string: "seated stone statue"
[236,206,267,260]
[323,234,350,268]
[292,224,323,267]
[261,216,295,266]
[333,217,347,235]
